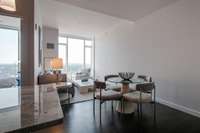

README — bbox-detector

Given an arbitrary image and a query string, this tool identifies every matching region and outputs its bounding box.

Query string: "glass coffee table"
[56,82,75,104]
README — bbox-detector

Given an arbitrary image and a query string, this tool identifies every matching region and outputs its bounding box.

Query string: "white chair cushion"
[106,82,121,91]
[96,90,122,100]
[123,91,152,103]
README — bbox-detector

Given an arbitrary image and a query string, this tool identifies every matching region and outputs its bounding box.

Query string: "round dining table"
[107,77,145,114]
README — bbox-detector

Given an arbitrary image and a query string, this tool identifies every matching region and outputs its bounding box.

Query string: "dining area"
[93,72,156,124]
[33,71,200,133]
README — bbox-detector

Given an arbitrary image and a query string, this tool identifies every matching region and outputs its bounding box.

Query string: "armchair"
[75,68,91,80]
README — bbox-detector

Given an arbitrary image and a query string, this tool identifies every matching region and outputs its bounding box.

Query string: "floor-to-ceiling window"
[0,28,19,88]
[0,25,20,110]
[58,36,93,79]
[85,40,93,69]
[68,38,84,75]
[58,37,67,72]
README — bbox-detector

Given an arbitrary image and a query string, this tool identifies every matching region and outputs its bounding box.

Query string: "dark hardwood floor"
[34,101,200,133]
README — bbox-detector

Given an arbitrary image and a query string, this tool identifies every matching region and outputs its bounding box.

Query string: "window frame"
[58,36,93,74]
[0,26,21,109]
[84,41,93,69]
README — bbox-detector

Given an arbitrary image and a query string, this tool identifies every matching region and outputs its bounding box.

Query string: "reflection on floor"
[60,87,93,104]
[34,101,200,133]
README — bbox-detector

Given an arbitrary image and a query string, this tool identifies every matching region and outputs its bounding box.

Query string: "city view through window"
[59,37,93,79]
[0,28,19,88]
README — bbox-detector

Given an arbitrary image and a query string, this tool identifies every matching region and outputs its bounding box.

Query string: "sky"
[0,28,18,64]
[68,38,84,64]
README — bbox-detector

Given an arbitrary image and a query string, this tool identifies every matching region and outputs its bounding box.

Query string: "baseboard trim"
[157,98,200,118]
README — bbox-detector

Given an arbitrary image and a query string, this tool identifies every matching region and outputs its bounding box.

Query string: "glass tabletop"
[107,77,145,84]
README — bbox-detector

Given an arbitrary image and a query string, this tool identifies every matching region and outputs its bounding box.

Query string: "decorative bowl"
[118,72,135,80]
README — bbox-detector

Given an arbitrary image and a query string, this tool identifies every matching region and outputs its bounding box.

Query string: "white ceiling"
[55,0,179,21]
[40,0,179,38]
[40,0,129,38]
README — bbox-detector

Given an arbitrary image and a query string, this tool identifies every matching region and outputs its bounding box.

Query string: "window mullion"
[83,40,86,69]
[66,37,68,73]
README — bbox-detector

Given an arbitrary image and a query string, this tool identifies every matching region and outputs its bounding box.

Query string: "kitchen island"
[0,84,63,133]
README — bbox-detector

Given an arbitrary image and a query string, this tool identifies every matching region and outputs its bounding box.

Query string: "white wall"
[96,0,200,117]
[42,26,59,70]
[96,21,135,79]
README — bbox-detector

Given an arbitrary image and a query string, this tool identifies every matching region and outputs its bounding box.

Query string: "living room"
[1,0,200,133]
[37,0,131,104]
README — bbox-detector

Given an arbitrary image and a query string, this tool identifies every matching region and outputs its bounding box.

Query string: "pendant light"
[0,0,16,12]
